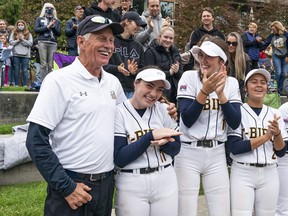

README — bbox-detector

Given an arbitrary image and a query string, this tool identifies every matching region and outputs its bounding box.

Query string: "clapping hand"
[127,59,138,75]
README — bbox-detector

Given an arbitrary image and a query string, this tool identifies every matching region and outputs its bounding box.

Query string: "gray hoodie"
[134,10,165,51]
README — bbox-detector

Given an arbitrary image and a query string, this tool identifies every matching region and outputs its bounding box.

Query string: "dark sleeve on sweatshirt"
[227,135,252,155]
[221,102,241,129]
[261,34,273,51]
[178,98,204,128]
[26,122,76,197]
[189,30,201,49]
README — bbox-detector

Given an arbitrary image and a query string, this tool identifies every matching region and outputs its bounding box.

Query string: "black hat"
[121,11,147,28]
[74,5,85,12]
[77,15,124,36]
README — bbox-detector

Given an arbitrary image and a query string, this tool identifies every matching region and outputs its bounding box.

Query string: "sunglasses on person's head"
[91,16,112,24]
[78,16,114,36]
[226,41,238,46]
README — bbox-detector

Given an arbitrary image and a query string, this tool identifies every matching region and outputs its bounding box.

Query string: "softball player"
[227,69,287,216]
[276,102,288,216]
[175,37,242,216]
[114,67,182,216]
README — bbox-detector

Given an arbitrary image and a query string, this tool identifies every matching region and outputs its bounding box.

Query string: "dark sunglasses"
[226,41,238,46]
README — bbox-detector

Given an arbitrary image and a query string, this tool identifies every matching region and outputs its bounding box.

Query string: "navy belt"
[121,164,171,174]
[182,140,223,148]
[236,162,274,168]
[65,169,114,182]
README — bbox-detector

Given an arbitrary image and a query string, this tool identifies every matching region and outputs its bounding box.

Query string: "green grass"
[0,123,25,135]
[0,181,46,216]
[0,86,27,91]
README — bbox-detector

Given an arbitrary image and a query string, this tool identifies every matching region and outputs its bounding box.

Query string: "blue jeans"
[272,53,288,93]
[13,56,29,86]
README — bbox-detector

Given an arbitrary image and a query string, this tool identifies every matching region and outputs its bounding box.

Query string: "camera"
[71,17,77,22]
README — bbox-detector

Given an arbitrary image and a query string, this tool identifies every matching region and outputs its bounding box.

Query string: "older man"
[26,14,176,216]
[134,0,170,50]
[26,15,126,216]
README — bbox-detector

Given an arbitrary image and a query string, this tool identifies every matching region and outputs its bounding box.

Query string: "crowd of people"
[1,0,287,216]
[1,1,288,95]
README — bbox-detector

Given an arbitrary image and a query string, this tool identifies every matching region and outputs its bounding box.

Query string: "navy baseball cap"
[77,15,124,36]
[121,11,147,28]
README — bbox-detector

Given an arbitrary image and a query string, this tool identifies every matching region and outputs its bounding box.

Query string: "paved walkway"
[111,196,208,216]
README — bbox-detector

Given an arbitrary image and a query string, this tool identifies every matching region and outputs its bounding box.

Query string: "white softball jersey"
[228,103,288,164]
[114,100,178,169]
[177,70,242,142]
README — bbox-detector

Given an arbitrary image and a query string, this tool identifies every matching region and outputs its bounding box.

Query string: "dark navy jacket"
[65,17,79,49]
[144,39,183,103]
[34,16,61,43]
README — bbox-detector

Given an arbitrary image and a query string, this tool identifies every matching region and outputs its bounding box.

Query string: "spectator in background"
[83,0,121,22]
[262,21,288,95]
[185,7,225,71]
[0,19,8,35]
[65,5,85,56]
[145,25,183,104]
[116,0,134,16]
[31,37,41,86]
[34,2,61,83]
[0,33,12,87]
[104,11,146,98]
[242,22,263,69]
[227,32,250,101]
[9,20,33,87]
[134,0,170,51]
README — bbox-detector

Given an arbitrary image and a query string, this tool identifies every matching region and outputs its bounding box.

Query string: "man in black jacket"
[83,0,121,22]
[185,7,225,70]
[65,6,84,56]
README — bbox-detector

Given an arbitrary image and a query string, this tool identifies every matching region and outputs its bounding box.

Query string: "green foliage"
[0,0,23,25]
[0,181,46,215]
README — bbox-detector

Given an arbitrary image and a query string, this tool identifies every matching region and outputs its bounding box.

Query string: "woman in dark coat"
[144,26,183,104]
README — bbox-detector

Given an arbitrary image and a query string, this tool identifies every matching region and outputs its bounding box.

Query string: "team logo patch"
[110,90,116,99]
[179,85,187,91]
